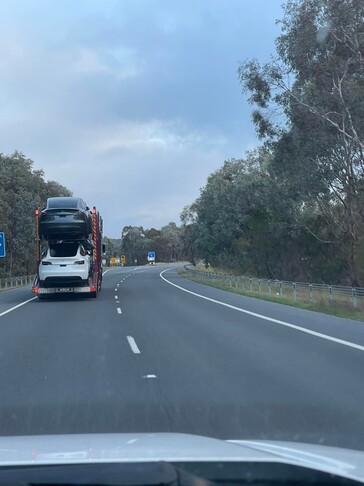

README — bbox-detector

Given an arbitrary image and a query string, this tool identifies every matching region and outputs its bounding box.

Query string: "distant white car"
[39,242,91,287]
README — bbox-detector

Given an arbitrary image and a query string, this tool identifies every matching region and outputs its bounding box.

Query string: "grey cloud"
[0,0,283,236]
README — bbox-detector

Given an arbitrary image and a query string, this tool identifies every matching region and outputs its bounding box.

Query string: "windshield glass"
[0,0,363,466]
[49,243,79,257]
[47,198,80,210]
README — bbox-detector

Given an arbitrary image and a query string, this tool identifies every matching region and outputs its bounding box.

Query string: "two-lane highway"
[0,264,364,451]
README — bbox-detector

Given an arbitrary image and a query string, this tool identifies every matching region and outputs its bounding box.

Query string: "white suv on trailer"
[39,242,91,287]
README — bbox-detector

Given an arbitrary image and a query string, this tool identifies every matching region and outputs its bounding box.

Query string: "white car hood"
[0,433,362,482]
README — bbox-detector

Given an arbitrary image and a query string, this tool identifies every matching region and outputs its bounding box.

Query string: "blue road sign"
[147,251,155,260]
[0,233,5,257]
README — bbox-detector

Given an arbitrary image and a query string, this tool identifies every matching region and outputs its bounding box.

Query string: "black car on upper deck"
[39,197,93,240]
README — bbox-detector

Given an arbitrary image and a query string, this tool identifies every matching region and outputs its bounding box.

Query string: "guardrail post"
[328,286,333,304]
[268,280,271,295]
[249,278,252,291]
[352,288,358,308]
[293,282,296,301]
[309,284,313,302]
[258,279,261,293]
[279,281,282,296]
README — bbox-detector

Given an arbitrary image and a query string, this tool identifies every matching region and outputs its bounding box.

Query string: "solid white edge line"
[102,269,113,276]
[159,268,364,353]
[117,308,122,314]
[0,297,37,317]
[127,336,141,354]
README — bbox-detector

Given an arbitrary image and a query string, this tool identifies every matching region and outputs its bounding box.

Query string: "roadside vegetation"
[0,152,72,278]
[181,0,364,288]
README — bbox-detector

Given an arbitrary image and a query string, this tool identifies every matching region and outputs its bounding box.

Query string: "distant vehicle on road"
[39,197,92,240]
[33,204,104,299]
[38,242,91,287]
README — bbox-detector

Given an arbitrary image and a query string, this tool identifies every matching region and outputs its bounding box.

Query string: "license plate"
[56,288,73,293]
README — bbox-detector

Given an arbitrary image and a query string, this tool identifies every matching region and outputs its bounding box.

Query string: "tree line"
[182,0,364,286]
[117,223,186,266]
[0,152,72,278]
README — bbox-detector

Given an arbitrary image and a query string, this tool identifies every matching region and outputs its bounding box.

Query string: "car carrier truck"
[32,201,104,299]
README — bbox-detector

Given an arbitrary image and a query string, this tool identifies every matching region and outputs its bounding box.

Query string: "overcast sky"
[0,0,283,237]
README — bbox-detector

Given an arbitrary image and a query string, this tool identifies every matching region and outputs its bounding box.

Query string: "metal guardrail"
[0,275,35,291]
[184,266,364,309]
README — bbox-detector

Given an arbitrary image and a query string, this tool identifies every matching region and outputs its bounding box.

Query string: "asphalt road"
[0,264,364,451]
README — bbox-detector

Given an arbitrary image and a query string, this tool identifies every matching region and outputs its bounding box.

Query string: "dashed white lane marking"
[160,268,364,353]
[127,439,139,444]
[114,295,118,300]
[117,308,122,314]
[115,288,117,291]
[116,300,120,303]
[117,284,120,287]
[0,297,37,317]
[143,374,157,379]
[127,336,141,354]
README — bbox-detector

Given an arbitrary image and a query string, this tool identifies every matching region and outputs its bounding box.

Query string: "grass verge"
[178,269,364,322]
